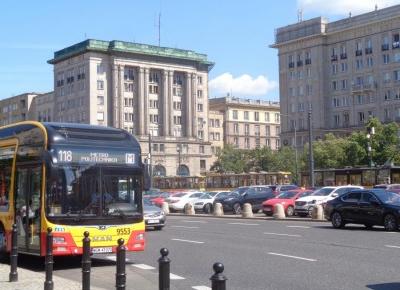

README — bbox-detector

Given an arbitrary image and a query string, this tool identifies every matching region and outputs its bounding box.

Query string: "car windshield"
[199,193,211,199]
[232,187,249,195]
[277,191,298,199]
[375,190,400,205]
[311,188,335,196]
[46,164,142,220]
[373,185,387,189]
[226,192,240,198]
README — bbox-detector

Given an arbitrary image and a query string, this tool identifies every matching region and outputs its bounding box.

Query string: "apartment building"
[47,39,214,176]
[208,110,224,166]
[0,93,38,126]
[271,5,400,147]
[29,91,55,122]
[209,96,281,151]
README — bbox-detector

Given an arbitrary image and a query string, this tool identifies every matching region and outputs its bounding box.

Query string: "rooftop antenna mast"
[297,8,303,22]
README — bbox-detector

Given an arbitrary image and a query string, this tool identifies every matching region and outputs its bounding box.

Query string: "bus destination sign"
[53,147,136,165]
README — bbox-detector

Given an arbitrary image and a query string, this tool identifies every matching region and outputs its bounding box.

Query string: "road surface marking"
[192,286,211,290]
[263,232,301,237]
[132,264,155,270]
[182,220,207,223]
[385,245,400,249]
[172,238,204,244]
[171,225,200,229]
[228,222,259,226]
[106,255,129,262]
[268,252,317,262]
[287,225,310,229]
[170,273,185,280]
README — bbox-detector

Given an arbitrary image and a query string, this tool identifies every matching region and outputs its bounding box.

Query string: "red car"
[262,189,313,217]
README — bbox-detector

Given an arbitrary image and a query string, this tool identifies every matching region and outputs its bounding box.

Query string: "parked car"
[269,184,299,196]
[325,189,400,231]
[294,185,363,217]
[165,191,204,212]
[193,193,215,213]
[373,184,400,194]
[262,189,313,216]
[149,192,172,207]
[214,186,275,214]
[143,199,166,230]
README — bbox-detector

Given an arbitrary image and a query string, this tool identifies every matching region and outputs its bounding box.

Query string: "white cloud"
[209,73,278,97]
[297,0,400,16]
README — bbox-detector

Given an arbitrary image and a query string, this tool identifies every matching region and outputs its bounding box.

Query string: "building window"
[200,160,206,170]
[366,57,373,67]
[97,96,104,106]
[245,138,250,149]
[341,62,348,72]
[215,119,220,127]
[244,111,249,120]
[97,112,104,121]
[124,83,134,92]
[266,138,270,148]
[149,100,159,109]
[266,125,270,136]
[276,139,281,149]
[215,133,220,141]
[358,112,365,123]
[275,113,280,123]
[197,76,203,85]
[356,59,363,70]
[233,110,238,120]
[197,103,203,112]
[97,80,104,90]
[153,144,159,152]
[255,125,260,136]
[173,116,182,125]
[150,114,159,124]
[394,70,400,81]
[254,112,259,121]
[341,79,347,90]
[149,85,159,94]
[199,145,205,154]
[173,74,183,85]
[124,67,135,80]
[97,63,104,74]
[334,115,340,127]
[198,130,204,139]
[265,112,270,122]
[197,90,203,98]
[149,72,159,83]
[234,123,239,134]
[245,124,250,135]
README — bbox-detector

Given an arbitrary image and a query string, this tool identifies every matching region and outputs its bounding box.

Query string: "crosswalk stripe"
[170,273,185,280]
[192,286,211,290]
[132,264,155,270]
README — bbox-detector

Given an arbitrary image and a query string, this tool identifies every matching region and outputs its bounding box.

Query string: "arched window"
[153,165,166,177]
[177,165,190,176]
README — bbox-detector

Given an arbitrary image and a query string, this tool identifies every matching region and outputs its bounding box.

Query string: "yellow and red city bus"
[0,121,147,256]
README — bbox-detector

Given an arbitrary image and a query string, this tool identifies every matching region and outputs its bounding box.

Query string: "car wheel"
[203,203,212,214]
[286,206,294,217]
[331,211,345,229]
[364,223,373,229]
[384,214,398,231]
[233,203,241,215]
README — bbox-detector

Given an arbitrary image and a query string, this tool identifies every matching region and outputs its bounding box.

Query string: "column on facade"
[162,70,169,136]
[118,66,124,129]
[191,73,197,138]
[185,72,192,137]
[137,67,145,135]
[168,70,174,136]
[144,68,149,134]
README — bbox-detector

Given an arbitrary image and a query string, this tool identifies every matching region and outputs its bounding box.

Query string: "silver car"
[144,199,166,230]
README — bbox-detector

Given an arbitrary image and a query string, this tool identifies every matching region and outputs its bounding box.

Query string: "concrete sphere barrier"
[312,204,324,220]
[213,203,224,216]
[161,202,169,214]
[242,203,253,218]
[184,203,195,215]
[273,203,286,219]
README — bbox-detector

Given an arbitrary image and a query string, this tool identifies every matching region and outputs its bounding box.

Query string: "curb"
[167,213,328,222]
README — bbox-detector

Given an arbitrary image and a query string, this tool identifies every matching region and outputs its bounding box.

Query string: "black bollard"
[82,231,91,290]
[115,238,126,290]
[44,227,54,290]
[210,262,227,290]
[9,223,18,282]
[158,248,170,290]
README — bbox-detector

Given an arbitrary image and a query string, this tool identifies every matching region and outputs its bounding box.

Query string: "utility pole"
[148,134,153,188]
[294,123,298,185]
[308,109,315,187]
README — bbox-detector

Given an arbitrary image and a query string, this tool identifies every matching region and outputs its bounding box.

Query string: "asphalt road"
[15,216,400,290]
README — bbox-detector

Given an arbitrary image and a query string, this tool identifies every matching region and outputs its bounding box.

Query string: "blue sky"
[0,0,399,101]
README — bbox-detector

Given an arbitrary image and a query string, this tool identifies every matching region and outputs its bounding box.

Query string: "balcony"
[365,47,373,54]
[331,55,338,61]
[288,62,295,69]
[305,58,312,65]
[340,53,347,60]
[355,50,363,56]
[297,60,303,67]
[352,84,363,92]
[393,42,400,49]
[381,44,390,51]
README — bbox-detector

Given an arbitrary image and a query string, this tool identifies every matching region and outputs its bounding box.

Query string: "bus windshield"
[46,164,142,222]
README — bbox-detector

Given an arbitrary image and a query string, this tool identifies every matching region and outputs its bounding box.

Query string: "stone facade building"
[0,93,38,126]
[209,96,281,151]
[271,5,400,147]
[47,39,214,176]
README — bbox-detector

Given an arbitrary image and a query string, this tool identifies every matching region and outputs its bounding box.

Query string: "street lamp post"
[308,109,315,188]
[280,113,299,185]
[177,144,182,176]
[366,126,375,167]
[148,134,153,188]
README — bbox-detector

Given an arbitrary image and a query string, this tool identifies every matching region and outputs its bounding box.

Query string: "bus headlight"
[53,237,65,244]
[135,233,144,240]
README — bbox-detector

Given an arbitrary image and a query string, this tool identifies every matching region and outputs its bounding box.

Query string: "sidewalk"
[0,263,106,290]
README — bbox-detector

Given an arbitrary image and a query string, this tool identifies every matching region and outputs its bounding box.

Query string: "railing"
[381,44,389,51]
[305,58,312,65]
[355,50,363,56]
[365,47,373,54]
[331,55,338,61]
[340,53,347,59]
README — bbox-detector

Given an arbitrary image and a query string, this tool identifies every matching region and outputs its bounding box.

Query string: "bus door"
[15,166,41,253]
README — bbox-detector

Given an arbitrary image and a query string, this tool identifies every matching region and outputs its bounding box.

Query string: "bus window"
[0,146,15,211]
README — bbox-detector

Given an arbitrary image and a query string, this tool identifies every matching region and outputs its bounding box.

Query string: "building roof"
[48,39,214,69]
[209,96,280,109]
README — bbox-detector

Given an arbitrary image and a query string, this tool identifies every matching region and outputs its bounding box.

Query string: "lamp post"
[148,134,153,188]
[176,144,182,176]
[308,109,315,188]
[280,113,299,185]
[366,126,375,167]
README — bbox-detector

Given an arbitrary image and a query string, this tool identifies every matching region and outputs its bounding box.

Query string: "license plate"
[92,247,113,254]
[148,219,159,224]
